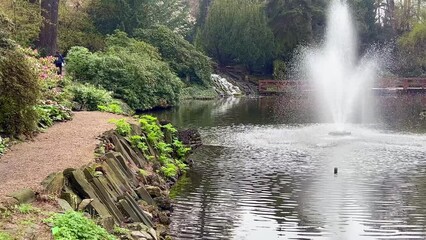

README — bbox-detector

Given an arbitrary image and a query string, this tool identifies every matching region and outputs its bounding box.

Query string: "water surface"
[151,95,426,239]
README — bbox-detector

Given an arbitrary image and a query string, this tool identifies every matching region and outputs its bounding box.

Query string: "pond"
[150,94,426,239]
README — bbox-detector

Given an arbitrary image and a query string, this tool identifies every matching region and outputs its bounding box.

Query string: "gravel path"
[0,111,126,199]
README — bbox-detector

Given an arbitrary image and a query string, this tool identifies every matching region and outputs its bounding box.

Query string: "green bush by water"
[66,31,182,111]
[66,83,113,111]
[135,25,212,86]
[116,115,189,178]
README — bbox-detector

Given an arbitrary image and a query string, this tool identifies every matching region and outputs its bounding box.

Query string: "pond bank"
[0,114,199,239]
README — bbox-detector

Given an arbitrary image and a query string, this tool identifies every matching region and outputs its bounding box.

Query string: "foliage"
[113,226,130,235]
[138,168,149,176]
[398,21,426,76]
[173,139,191,159]
[36,104,72,129]
[179,84,218,100]
[130,135,148,152]
[266,0,327,60]
[273,59,286,80]
[134,115,188,178]
[157,142,173,155]
[88,0,192,36]
[58,0,105,52]
[66,83,113,111]
[111,118,131,136]
[135,25,212,86]
[66,32,183,111]
[161,163,178,178]
[0,0,42,47]
[0,137,5,154]
[0,231,13,240]
[45,211,115,240]
[16,204,37,214]
[200,0,274,73]
[98,101,123,114]
[349,0,379,51]
[139,115,163,143]
[162,123,177,134]
[0,44,40,136]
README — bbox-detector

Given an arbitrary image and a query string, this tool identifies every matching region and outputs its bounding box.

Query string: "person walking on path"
[54,51,65,75]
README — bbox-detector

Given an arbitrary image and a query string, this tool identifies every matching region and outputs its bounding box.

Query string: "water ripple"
[170,124,426,239]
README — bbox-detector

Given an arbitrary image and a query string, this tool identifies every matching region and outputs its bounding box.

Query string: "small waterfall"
[211,74,242,96]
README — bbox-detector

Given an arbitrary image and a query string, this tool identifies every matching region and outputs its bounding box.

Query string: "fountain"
[303,0,378,135]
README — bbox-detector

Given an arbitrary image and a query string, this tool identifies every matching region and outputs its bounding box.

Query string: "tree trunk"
[388,0,396,32]
[37,0,59,56]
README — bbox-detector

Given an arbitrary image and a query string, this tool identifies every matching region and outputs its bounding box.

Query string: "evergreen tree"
[200,0,274,73]
[266,0,327,61]
[88,0,192,36]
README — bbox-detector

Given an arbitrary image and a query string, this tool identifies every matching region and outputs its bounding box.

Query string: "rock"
[135,186,155,205]
[0,205,7,213]
[8,189,35,204]
[41,172,64,195]
[154,225,166,239]
[177,129,202,149]
[101,216,115,233]
[60,186,81,210]
[57,198,73,211]
[145,186,162,198]
[158,212,171,225]
[78,199,93,211]
[127,223,150,232]
[142,210,153,220]
[0,197,19,208]
[23,223,38,240]
[153,197,173,211]
[131,231,152,240]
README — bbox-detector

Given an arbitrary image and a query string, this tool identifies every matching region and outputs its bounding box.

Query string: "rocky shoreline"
[0,116,201,239]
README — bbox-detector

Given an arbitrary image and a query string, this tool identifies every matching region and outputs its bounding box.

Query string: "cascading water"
[303,0,378,133]
[211,74,242,96]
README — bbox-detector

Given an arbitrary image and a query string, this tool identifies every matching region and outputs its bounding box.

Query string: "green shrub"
[45,211,115,240]
[98,102,123,114]
[134,115,189,178]
[173,139,191,159]
[66,31,183,111]
[179,85,218,100]
[66,83,113,111]
[36,104,73,129]
[0,46,40,136]
[135,25,212,86]
[111,119,131,136]
[161,163,178,178]
[129,135,148,152]
[0,231,13,240]
[16,204,37,214]
[273,59,286,80]
[0,137,5,154]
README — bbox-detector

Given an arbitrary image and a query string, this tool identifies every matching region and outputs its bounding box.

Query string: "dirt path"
[0,111,127,199]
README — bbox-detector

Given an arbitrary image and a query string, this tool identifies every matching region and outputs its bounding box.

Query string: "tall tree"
[37,0,59,55]
[200,0,274,72]
[0,0,42,46]
[89,0,192,36]
[266,0,327,60]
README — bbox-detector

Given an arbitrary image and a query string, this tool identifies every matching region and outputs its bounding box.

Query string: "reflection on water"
[152,94,426,132]
[149,95,426,239]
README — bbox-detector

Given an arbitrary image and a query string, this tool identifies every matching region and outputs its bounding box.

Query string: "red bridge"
[258,78,426,94]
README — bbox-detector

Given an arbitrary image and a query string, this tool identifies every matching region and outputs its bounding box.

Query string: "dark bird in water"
[334,167,338,174]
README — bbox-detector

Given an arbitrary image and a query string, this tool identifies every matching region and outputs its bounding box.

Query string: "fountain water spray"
[303,0,378,135]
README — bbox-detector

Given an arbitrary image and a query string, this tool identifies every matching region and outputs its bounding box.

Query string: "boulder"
[145,186,162,198]
[8,189,35,204]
